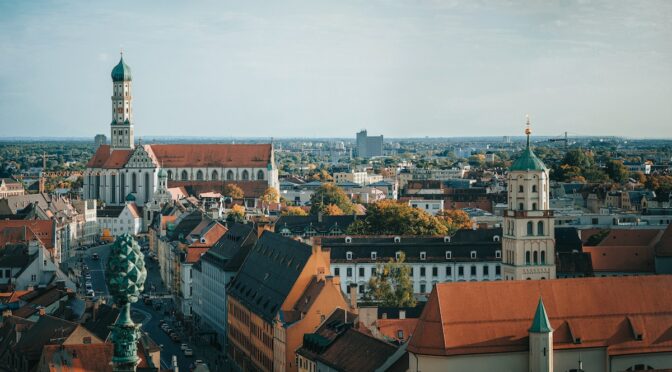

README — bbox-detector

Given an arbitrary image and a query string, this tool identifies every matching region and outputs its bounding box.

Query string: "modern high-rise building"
[501,118,556,280]
[355,129,383,158]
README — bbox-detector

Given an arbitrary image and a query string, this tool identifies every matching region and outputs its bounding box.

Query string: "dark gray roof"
[96,206,124,218]
[228,231,312,323]
[275,215,357,235]
[201,223,257,271]
[554,227,583,254]
[82,303,119,341]
[167,211,207,241]
[322,228,503,262]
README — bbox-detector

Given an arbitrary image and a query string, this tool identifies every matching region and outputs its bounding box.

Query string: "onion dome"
[111,55,132,82]
[158,168,168,178]
[125,193,136,202]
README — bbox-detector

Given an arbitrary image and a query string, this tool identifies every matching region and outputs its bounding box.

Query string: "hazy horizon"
[1,0,671,138]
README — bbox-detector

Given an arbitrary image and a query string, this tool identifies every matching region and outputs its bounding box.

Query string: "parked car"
[183,348,193,356]
[181,343,189,351]
[171,333,180,342]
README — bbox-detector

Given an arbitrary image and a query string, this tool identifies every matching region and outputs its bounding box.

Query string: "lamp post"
[107,233,147,372]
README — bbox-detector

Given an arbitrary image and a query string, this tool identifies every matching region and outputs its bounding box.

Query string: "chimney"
[399,309,406,320]
[1,309,11,319]
[318,211,324,223]
[312,239,322,255]
[38,307,46,317]
[349,283,358,310]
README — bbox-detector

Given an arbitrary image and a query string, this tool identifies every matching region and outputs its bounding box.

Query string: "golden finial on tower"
[525,114,532,148]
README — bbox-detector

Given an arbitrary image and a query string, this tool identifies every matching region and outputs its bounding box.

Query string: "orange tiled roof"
[377,318,418,342]
[584,245,655,273]
[0,221,54,249]
[186,247,209,263]
[149,144,271,168]
[41,343,113,372]
[408,276,672,357]
[189,221,227,248]
[86,145,133,169]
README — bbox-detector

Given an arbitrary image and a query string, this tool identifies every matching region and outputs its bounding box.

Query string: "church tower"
[502,117,556,280]
[110,52,134,150]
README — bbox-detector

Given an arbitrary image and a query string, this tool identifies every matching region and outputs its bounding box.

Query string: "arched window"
[527,221,533,235]
[167,170,173,180]
[242,170,249,180]
[227,170,234,180]
[196,170,204,180]
[541,251,546,264]
[212,170,218,180]
[144,172,150,201]
[526,251,531,265]
[518,185,524,193]
[257,170,264,180]
[181,170,188,180]
[532,185,537,192]
[537,221,544,236]
[131,173,137,193]
[533,251,538,264]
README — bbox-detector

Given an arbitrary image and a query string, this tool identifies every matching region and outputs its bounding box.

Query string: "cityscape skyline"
[1,0,671,138]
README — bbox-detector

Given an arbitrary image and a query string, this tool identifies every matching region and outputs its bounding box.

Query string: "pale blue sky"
[1,0,671,138]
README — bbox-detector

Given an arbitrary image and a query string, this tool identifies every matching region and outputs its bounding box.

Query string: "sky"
[0,0,671,139]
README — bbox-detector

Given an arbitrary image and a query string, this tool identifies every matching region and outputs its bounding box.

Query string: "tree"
[227,204,246,223]
[364,252,416,307]
[310,183,355,215]
[605,160,629,183]
[260,187,279,205]
[224,184,244,199]
[282,206,308,216]
[324,204,344,216]
[346,200,448,236]
[437,209,473,235]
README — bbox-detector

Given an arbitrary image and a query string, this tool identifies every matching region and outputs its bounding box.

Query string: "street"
[77,242,202,371]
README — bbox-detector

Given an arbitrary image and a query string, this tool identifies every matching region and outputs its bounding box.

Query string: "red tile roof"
[86,145,133,169]
[408,276,672,357]
[581,228,663,246]
[40,343,113,372]
[656,223,672,257]
[0,220,54,249]
[377,318,418,342]
[584,245,655,273]
[186,247,209,263]
[149,144,271,168]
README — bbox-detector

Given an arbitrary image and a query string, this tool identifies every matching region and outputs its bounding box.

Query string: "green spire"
[529,297,553,333]
[510,115,547,172]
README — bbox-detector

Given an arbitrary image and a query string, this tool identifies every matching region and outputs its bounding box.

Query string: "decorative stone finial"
[107,233,147,371]
[525,115,532,148]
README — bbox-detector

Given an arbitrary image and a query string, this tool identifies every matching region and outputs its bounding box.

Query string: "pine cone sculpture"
[107,233,147,305]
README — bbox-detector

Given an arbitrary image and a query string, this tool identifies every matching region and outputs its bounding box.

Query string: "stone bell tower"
[110,52,134,150]
[502,117,556,281]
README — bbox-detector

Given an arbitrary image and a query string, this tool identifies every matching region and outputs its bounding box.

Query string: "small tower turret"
[529,297,554,372]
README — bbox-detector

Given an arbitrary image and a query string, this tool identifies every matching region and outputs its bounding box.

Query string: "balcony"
[505,210,554,218]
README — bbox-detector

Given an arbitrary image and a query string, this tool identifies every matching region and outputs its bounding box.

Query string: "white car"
[183,348,193,356]
[181,343,189,351]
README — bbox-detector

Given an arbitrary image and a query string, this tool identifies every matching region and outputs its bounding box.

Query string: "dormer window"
[346,251,353,260]
[420,251,427,260]
[445,251,452,260]
[395,251,402,260]
[394,236,401,243]
[470,251,477,259]
[493,235,500,242]
[371,251,377,260]
[495,250,502,258]
[444,236,451,243]
[345,236,352,244]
